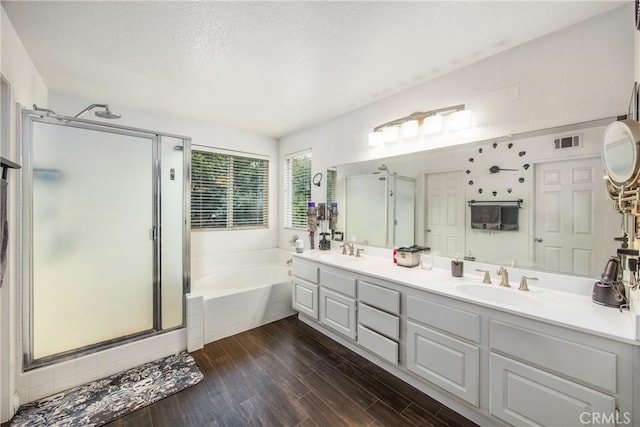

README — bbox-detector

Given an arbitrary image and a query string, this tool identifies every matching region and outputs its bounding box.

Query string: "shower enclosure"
[344,173,416,247]
[21,108,190,369]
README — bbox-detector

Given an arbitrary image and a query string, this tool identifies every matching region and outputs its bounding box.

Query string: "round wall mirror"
[602,119,640,186]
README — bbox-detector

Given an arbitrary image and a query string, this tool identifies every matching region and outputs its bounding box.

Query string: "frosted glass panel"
[161,137,184,329]
[32,123,154,359]
[395,178,415,247]
[345,175,387,246]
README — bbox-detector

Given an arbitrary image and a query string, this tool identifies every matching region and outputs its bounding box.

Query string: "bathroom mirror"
[602,119,640,186]
[336,116,623,277]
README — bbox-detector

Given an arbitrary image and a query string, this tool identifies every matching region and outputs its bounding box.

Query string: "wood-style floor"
[105,315,478,427]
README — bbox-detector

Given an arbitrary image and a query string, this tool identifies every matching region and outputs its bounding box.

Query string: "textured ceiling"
[2,1,626,138]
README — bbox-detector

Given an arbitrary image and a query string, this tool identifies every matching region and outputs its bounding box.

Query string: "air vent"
[553,134,581,150]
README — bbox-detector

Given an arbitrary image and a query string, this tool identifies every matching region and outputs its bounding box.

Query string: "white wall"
[1,5,48,423]
[48,92,279,279]
[278,5,635,249]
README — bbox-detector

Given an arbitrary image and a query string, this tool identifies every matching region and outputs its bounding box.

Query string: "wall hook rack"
[1,156,21,180]
[467,199,523,208]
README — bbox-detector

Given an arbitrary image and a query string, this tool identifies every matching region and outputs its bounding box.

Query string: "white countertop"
[293,249,640,346]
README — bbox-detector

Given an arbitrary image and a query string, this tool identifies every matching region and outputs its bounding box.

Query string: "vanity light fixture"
[368,104,471,146]
[448,109,473,130]
[400,119,419,138]
[422,114,444,134]
[382,125,400,143]
[368,131,384,147]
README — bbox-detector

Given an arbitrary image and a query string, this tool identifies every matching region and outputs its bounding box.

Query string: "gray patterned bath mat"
[10,351,203,426]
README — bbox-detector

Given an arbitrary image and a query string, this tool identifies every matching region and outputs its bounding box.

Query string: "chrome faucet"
[355,248,365,258]
[519,276,538,291]
[475,269,492,284]
[496,266,510,287]
[342,242,355,256]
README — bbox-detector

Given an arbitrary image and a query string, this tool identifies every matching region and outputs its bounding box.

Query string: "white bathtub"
[189,252,295,344]
[192,264,291,297]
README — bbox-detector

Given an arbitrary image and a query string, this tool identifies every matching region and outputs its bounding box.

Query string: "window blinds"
[191,150,268,229]
[326,169,337,204]
[284,150,312,229]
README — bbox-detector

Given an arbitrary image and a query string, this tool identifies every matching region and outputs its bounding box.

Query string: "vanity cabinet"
[292,260,319,320]
[357,280,401,365]
[489,320,620,427]
[406,295,480,407]
[319,268,357,340]
[292,255,637,426]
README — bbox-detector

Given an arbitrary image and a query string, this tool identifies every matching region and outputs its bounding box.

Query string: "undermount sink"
[455,283,540,307]
[315,252,360,263]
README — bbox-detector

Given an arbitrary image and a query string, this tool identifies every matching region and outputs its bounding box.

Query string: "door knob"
[534,237,543,243]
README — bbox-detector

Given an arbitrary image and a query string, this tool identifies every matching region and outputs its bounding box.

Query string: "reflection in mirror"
[336,117,622,277]
[602,120,640,185]
[344,173,415,247]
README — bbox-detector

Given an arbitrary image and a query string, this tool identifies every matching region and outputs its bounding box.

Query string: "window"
[284,149,311,229]
[326,169,337,204]
[191,150,268,229]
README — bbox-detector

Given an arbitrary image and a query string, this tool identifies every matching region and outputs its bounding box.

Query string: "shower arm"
[32,104,56,115]
[74,104,109,118]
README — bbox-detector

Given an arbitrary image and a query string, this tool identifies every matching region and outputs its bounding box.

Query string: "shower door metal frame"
[21,108,191,370]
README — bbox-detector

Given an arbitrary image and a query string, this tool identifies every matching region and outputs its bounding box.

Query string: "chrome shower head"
[94,107,121,119]
[74,103,121,119]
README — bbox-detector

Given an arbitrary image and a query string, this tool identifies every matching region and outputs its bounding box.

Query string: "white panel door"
[407,321,479,407]
[319,288,357,340]
[490,353,616,427]
[425,171,465,257]
[534,158,615,276]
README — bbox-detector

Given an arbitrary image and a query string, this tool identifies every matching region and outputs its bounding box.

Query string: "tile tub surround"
[190,247,296,345]
[191,247,291,280]
[297,249,638,344]
[200,281,295,344]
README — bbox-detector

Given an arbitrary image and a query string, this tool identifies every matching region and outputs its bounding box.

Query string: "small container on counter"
[420,250,433,270]
[451,259,464,277]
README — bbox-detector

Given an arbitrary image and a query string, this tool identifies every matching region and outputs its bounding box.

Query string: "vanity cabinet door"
[407,321,479,406]
[490,353,616,427]
[320,288,357,340]
[292,279,318,320]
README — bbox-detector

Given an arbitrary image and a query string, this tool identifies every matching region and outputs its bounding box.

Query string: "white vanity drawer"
[490,320,616,394]
[320,269,356,297]
[359,303,399,340]
[490,353,615,427]
[407,321,479,406]
[292,279,318,320]
[293,260,319,284]
[358,324,399,365]
[407,295,480,343]
[358,280,400,314]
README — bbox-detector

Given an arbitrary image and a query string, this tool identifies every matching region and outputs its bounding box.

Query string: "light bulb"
[449,109,472,130]
[422,115,443,134]
[368,131,383,147]
[400,120,419,139]
[382,126,400,143]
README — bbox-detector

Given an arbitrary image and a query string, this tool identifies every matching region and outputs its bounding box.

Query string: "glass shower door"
[29,122,156,361]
